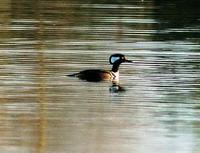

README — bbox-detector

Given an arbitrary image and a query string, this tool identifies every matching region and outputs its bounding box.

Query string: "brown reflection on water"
[0,52,47,152]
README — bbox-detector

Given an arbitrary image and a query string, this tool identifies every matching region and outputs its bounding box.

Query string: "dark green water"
[0,0,200,153]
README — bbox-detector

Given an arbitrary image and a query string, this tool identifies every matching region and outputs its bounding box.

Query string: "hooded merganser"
[67,54,133,82]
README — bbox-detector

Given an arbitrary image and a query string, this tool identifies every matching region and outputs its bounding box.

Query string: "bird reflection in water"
[109,81,126,93]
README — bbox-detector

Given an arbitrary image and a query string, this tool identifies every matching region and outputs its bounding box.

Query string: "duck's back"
[71,69,112,82]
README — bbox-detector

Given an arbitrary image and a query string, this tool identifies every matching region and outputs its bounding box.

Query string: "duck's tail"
[66,73,79,77]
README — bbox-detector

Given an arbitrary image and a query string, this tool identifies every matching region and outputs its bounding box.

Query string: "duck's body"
[67,54,132,82]
[69,69,119,82]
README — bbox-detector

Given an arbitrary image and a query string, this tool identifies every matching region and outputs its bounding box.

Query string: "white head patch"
[111,56,120,64]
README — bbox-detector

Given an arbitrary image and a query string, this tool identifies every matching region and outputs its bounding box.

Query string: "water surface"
[0,0,200,153]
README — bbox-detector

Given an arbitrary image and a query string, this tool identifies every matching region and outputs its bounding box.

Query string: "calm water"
[0,0,200,153]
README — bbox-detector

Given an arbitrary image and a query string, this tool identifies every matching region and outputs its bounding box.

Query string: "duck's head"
[109,54,133,65]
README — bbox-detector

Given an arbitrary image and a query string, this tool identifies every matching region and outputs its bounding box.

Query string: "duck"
[67,54,133,82]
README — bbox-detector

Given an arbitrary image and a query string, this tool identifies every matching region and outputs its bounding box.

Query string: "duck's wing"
[68,69,112,82]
